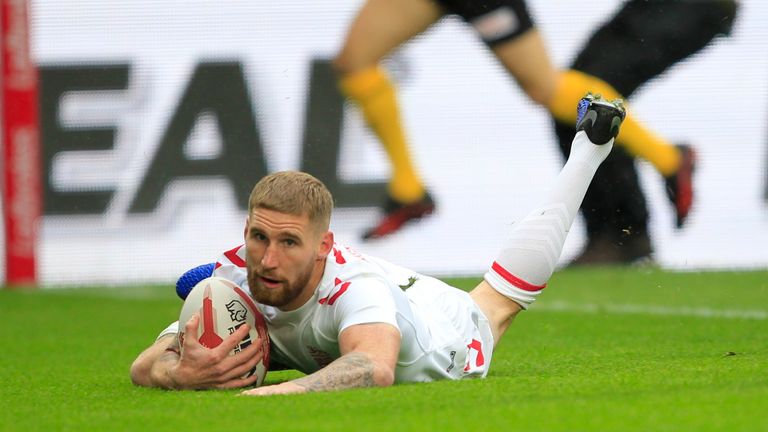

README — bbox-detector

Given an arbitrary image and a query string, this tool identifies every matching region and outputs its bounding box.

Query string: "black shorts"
[436,0,535,46]
[571,0,738,95]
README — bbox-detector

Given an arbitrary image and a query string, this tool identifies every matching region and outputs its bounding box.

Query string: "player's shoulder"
[316,243,393,300]
[212,244,248,286]
[216,244,246,267]
[325,242,392,280]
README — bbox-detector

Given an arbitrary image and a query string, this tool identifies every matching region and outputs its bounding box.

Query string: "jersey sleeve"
[212,244,249,286]
[330,276,401,335]
[157,321,179,340]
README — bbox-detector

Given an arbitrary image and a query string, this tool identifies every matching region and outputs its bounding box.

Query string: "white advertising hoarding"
[7,0,767,286]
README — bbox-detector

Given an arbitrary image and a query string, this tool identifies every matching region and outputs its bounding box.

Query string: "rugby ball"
[178,276,270,387]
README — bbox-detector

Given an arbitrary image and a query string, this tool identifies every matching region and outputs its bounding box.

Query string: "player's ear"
[317,231,334,259]
[243,216,249,239]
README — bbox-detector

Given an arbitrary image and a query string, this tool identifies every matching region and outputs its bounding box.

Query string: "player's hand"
[239,381,307,396]
[168,313,264,390]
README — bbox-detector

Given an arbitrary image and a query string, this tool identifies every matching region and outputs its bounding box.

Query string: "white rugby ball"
[178,276,270,387]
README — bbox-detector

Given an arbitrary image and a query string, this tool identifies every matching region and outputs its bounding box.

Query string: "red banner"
[1,0,40,287]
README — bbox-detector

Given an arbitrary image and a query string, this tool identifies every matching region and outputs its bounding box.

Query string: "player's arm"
[130,314,265,390]
[241,322,400,396]
[129,332,178,388]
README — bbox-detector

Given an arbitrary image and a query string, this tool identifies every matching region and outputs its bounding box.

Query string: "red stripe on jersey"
[318,278,341,304]
[327,282,350,306]
[491,261,546,292]
[223,245,246,268]
[332,247,346,264]
[319,280,351,305]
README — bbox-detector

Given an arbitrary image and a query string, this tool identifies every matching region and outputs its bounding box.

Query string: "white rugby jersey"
[165,242,493,383]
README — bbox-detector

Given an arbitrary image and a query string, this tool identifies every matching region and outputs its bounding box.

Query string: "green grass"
[1,268,766,431]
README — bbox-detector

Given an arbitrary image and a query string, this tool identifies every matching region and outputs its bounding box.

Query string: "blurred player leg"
[490,28,558,107]
[554,120,652,265]
[548,69,682,177]
[460,0,556,106]
[338,66,423,204]
[554,0,737,240]
[334,0,443,239]
[472,95,625,343]
[481,1,697,205]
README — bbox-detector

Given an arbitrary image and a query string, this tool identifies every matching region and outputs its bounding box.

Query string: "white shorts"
[404,276,495,381]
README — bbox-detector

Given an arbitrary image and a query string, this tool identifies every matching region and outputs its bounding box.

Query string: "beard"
[247,261,314,309]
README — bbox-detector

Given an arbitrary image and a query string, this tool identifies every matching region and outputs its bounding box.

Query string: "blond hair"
[248,171,333,231]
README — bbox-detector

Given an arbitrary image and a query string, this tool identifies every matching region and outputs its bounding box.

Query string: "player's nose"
[260,244,279,268]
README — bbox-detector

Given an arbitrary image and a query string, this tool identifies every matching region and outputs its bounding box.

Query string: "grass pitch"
[1,268,766,431]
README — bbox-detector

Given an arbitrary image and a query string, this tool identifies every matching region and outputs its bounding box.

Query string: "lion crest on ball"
[225,299,248,322]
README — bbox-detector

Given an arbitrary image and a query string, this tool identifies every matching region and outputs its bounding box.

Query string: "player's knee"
[332,53,362,78]
[333,50,379,79]
[331,54,349,76]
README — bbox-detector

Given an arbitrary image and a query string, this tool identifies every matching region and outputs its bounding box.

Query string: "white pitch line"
[532,300,768,320]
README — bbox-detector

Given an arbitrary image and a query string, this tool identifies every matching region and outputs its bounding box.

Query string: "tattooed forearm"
[158,352,181,390]
[292,352,377,392]
[150,335,181,389]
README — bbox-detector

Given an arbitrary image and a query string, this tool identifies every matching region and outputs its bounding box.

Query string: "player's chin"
[250,284,289,308]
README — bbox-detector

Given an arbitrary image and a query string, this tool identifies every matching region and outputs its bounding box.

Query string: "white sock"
[485,131,613,308]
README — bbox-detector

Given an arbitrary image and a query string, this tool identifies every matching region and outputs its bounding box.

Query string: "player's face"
[244,208,331,311]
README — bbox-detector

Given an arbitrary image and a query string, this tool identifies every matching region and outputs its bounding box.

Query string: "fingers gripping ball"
[178,277,270,386]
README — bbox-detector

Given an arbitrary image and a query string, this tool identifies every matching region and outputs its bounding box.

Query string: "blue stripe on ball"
[175,263,216,299]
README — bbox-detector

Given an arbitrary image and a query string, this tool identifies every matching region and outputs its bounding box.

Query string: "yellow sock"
[548,70,681,176]
[339,66,425,203]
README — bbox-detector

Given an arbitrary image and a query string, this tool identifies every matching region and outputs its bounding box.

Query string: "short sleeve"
[212,245,249,287]
[330,276,401,335]
[157,321,179,340]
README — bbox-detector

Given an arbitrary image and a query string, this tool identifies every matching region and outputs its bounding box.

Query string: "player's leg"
[334,0,443,239]
[554,120,652,266]
[490,28,558,106]
[471,95,625,344]
[480,2,679,182]
[547,69,684,177]
[450,0,557,106]
[549,1,737,228]
[551,72,684,180]
[334,0,443,74]
[551,3,659,265]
